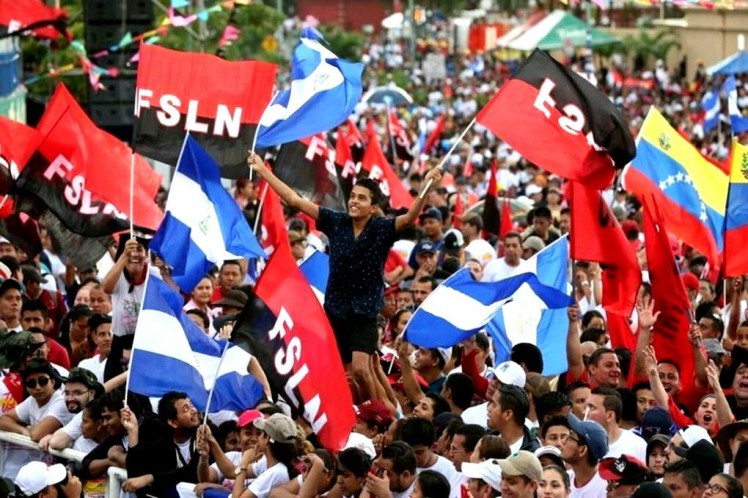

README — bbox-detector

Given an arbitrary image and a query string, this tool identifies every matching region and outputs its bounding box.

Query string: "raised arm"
[728,278,743,341]
[566,305,585,380]
[633,298,659,382]
[102,238,139,294]
[395,168,442,232]
[247,153,319,220]
[705,359,734,427]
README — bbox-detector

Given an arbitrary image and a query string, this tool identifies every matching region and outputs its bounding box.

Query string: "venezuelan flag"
[725,140,748,277]
[623,108,728,266]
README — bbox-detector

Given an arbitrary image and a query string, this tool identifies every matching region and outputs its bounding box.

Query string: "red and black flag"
[422,114,445,156]
[274,135,347,210]
[231,243,354,451]
[0,212,43,261]
[569,181,641,317]
[361,133,413,210]
[476,49,635,190]
[14,84,163,238]
[482,159,500,238]
[133,45,276,178]
[334,127,359,201]
[388,110,415,162]
[0,0,68,40]
[341,118,365,163]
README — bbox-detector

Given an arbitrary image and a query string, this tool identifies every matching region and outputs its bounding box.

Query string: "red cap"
[621,220,640,239]
[237,409,263,428]
[682,272,700,292]
[668,234,682,258]
[355,399,394,428]
[599,455,649,483]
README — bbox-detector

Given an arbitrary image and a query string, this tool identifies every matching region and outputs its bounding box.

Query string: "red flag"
[607,312,635,352]
[476,50,634,190]
[360,135,413,209]
[482,159,500,238]
[0,0,67,40]
[388,110,414,161]
[569,182,641,317]
[343,118,364,149]
[258,179,288,256]
[500,198,513,239]
[16,84,162,236]
[463,160,474,179]
[642,196,694,388]
[453,193,464,229]
[423,114,445,155]
[0,117,41,193]
[232,243,355,451]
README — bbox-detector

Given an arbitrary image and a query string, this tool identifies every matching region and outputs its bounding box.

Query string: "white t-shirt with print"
[111,271,149,337]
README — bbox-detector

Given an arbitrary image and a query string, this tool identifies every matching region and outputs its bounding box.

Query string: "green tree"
[620,27,681,66]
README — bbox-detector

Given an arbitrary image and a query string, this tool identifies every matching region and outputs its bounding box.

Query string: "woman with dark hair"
[234,413,299,498]
[410,470,450,498]
[270,449,337,498]
[703,474,743,498]
[539,465,570,498]
[332,448,371,498]
[58,304,93,357]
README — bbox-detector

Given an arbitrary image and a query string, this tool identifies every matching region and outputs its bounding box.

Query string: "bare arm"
[0,409,30,437]
[104,372,127,392]
[633,298,659,381]
[728,278,743,341]
[566,305,585,380]
[690,325,708,389]
[28,416,62,442]
[47,427,74,450]
[102,238,138,294]
[248,153,319,220]
[395,168,442,232]
[396,337,424,405]
[644,346,669,409]
[269,478,301,498]
[706,359,734,427]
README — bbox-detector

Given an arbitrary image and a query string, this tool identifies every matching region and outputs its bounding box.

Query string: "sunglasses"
[25,376,51,389]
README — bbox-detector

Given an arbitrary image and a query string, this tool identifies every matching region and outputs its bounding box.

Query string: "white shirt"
[482,258,521,283]
[418,455,461,498]
[249,461,290,498]
[393,480,416,498]
[111,270,151,336]
[461,402,488,429]
[568,470,607,498]
[606,429,647,463]
[464,239,496,268]
[61,411,83,441]
[210,451,243,483]
[77,355,107,383]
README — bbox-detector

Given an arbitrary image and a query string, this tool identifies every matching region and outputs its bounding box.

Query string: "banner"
[274,135,347,210]
[232,244,354,451]
[14,84,163,237]
[133,45,277,178]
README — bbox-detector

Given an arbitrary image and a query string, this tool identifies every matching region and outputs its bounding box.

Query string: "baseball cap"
[684,439,723,484]
[344,431,376,458]
[496,451,543,482]
[0,278,22,297]
[674,425,712,457]
[0,261,10,280]
[640,407,676,440]
[491,361,526,388]
[419,207,443,223]
[436,347,453,366]
[462,459,502,492]
[567,414,609,461]
[0,331,43,369]
[443,229,464,253]
[21,265,47,284]
[534,446,564,469]
[253,413,297,444]
[632,482,673,498]
[522,236,545,253]
[717,419,748,461]
[525,184,543,196]
[15,461,67,495]
[355,399,393,428]
[0,236,10,246]
[212,289,248,309]
[681,273,699,292]
[416,240,437,256]
[599,455,650,484]
[237,409,262,428]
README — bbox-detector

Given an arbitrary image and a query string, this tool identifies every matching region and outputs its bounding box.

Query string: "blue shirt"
[316,207,398,318]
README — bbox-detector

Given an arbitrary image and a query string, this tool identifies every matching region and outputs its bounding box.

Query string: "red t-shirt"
[47,338,70,370]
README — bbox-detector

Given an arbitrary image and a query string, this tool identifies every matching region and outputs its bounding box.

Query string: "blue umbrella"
[706,51,748,76]
[362,85,413,106]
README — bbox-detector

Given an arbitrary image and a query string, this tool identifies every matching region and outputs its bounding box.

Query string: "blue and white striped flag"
[701,90,720,133]
[150,135,266,293]
[299,250,329,305]
[255,28,364,148]
[487,236,571,376]
[723,75,748,134]
[129,275,264,412]
[404,266,573,348]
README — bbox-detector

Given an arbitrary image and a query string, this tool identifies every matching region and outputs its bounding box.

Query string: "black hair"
[454,424,486,453]
[591,387,623,423]
[663,460,703,490]
[735,442,748,478]
[540,415,571,440]
[536,391,572,424]
[401,417,436,448]
[381,441,417,474]
[499,385,530,425]
[88,313,111,332]
[21,299,49,319]
[258,404,285,417]
[185,308,210,330]
[270,438,300,478]
[581,310,605,329]
[443,373,474,410]
[157,391,189,424]
[615,348,632,378]
[712,474,744,498]
[503,231,522,244]
[354,178,384,206]
[416,276,437,292]
[543,465,570,491]
[97,389,125,415]
[616,387,638,423]
[220,260,243,272]
[426,348,447,371]
[337,447,372,478]
[0,256,19,274]
[696,300,719,321]
[510,343,544,374]
[217,420,238,451]
[424,393,450,418]
[580,328,607,344]
[417,470,450,498]
[566,380,591,395]
[533,206,552,219]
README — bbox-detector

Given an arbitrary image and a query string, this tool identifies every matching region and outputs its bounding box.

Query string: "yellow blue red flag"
[725,140,748,277]
[623,107,728,266]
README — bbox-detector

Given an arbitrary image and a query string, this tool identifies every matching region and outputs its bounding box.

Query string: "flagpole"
[129,152,135,239]
[123,272,152,408]
[253,182,269,235]
[202,339,232,427]
[385,97,398,171]
[418,117,476,199]
[0,195,9,214]
[249,90,280,182]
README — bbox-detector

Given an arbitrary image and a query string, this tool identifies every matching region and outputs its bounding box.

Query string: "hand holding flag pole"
[418,117,476,199]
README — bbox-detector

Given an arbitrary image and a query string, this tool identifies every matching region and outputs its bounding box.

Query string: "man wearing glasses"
[561,414,608,498]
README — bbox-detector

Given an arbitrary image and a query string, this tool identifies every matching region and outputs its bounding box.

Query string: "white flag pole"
[129,152,135,239]
[202,339,232,427]
[253,182,269,236]
[418,117,476,199]
[123,272,152,408]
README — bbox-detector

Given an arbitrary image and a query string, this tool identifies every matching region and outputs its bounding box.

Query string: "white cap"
[462,460,502,492]
[525,184,543,196]
[680,425,712,447]
[0,261,10,280]
[344,431,376,459]
[436,347,453,366]
[0,237,10,245]
[492,361,526,388]
[15,462,67,495]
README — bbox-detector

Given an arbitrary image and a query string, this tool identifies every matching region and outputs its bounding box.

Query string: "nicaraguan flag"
[702,90,720,133]
[404,266,573,348]
[299,250,329,304]
[150,135,266,293]
[487,236,571,376]
[129,275,264,412]
[255,28,364,148]
[723,75,748,134]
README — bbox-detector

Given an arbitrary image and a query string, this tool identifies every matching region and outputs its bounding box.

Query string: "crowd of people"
[0,16,747,498]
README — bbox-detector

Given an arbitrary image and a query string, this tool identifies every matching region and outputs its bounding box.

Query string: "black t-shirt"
[316,207,398,318]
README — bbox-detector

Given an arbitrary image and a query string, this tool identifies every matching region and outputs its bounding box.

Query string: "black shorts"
[326,312,378,365]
